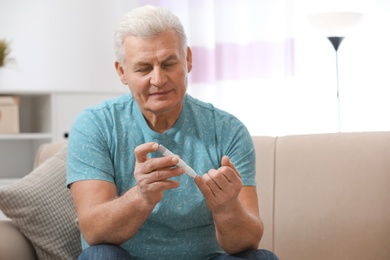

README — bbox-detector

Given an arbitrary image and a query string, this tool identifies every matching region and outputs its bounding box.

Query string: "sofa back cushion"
[273,131,390,260]
[252,136,276,251]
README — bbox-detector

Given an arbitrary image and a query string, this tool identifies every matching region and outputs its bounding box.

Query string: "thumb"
[221,155,241,179]
[221,155,231,167]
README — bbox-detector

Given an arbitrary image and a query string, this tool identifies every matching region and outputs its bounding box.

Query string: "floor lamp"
[328,36,344,132]
[307,12,364,132]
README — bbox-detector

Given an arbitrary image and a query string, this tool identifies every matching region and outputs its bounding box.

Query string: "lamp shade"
[307,12,364,36]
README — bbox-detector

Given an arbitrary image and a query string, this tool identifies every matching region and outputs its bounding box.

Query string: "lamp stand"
[327,36,344,132]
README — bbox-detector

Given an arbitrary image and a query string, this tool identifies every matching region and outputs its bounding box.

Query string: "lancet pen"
[157,144,197,178]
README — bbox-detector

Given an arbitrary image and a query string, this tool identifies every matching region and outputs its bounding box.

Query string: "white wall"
[0,0,139,92]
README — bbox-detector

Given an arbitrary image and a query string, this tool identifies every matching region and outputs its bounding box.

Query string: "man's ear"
[186,47,193,73]
[115,61,128,85]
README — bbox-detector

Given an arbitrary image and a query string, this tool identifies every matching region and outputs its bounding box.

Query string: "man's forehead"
[131,52,180,65]
[123,34,183,63]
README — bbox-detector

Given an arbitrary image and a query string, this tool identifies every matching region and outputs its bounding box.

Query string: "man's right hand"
[70,142,184,246]
[134,142,185,207]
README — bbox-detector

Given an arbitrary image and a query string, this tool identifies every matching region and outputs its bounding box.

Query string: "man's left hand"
[195,156,242,214]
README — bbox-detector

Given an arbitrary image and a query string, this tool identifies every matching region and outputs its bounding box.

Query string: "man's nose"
[150,67,167,86]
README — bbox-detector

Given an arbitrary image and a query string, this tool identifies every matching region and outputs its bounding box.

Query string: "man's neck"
[143,107,182,133]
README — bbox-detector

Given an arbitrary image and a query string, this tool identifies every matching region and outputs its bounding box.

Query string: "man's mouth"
[150,90,172,96]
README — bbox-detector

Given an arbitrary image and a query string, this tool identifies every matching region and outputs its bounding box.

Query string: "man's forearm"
[78,185,154,246]
[213,200,263,254]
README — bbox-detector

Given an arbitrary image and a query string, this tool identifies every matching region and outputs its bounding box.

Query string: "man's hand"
[194,156,242,214]
[70,142,185,245]
[134,142,185,207]
[194,156,263,254]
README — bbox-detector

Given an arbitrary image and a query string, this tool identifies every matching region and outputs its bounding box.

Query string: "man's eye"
[163,62,177,68]
[136,67,151,73]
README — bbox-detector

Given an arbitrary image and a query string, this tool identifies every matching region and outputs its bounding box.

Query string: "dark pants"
[78,244,279,260]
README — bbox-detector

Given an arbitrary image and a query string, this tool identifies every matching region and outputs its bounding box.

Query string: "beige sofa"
[0,131,389,259]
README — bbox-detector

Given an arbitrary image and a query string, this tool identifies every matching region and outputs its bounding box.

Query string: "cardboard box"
[0,96,20,133]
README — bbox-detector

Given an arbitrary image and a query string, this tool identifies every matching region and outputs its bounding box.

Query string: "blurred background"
[1,0,389,136]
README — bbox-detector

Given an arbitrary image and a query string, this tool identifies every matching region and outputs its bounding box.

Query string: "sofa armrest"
[0,220,37,260]
[33,140,68,169]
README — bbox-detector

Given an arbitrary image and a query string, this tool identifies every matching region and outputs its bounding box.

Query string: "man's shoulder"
[73,93,134,125]
[186,95,225,115]
[91,93,133,111]
[185,94,237,120]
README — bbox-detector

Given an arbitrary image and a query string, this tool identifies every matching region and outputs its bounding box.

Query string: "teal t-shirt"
[66,93,256,259]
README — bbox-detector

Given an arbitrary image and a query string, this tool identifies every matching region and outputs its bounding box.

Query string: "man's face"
[115,29,192,118]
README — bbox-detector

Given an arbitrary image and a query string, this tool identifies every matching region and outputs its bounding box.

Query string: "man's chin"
[145,101,182,115]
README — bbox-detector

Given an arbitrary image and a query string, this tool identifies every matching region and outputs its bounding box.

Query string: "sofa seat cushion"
[0,146,81,259]
[0,220,37,260]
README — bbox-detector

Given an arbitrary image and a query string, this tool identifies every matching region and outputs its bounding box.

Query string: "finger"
[147,179,181,192]
[148,156,181,172]
[138,156,184,179]
[194,175,215,198]
[206,169,229,189]
[137,180,180,206]
[134,142,159,163]
[201,170,232,199]
[221,155,241,179]
[151,164,185,181]
[221,155,230,167]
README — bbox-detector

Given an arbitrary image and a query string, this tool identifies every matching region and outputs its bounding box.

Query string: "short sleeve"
[223,116,256,187]
[66,108,114,187]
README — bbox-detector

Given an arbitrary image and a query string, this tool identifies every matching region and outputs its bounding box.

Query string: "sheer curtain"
[137,0,390,136]
[140,0,294,135]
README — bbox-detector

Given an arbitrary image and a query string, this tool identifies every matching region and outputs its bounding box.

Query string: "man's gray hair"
[114,5,188,65]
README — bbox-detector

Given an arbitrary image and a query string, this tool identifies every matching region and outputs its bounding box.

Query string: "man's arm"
[213,186,263,254]
[70,142,185,246]
[195,156,263,254]
[70,180,154,245]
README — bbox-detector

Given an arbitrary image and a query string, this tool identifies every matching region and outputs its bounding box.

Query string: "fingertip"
[172,156,179,164]
[221,155,230,165]
[194,175,203,184]
[193,175,200,185]
[152,143,159,150]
